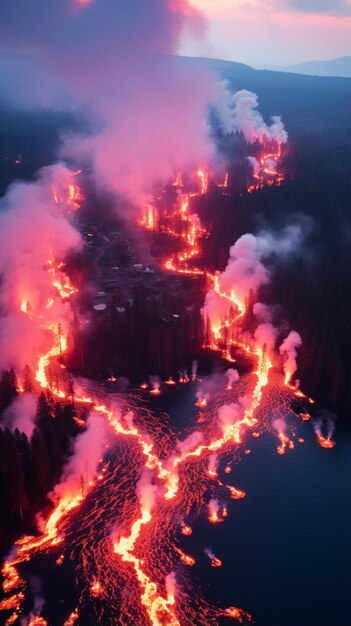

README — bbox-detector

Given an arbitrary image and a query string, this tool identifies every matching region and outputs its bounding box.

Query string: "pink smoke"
[48,409,108,506]
[225,368,239,389]
[3,393,37,437]
[0,1,214,204]
[279,330,302,385]
[136,470,159,515]
[177,430,203,456]
[0,165,82,374]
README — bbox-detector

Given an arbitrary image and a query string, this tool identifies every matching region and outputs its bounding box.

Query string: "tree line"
[0,369,83,554]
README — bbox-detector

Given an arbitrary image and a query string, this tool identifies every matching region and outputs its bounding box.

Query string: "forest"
[0,369,84,554]
[1,63,351,555]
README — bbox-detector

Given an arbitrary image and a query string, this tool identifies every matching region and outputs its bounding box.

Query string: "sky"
[181,0,351,66]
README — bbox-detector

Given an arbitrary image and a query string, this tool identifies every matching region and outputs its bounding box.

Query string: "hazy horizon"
[181,0,351,67]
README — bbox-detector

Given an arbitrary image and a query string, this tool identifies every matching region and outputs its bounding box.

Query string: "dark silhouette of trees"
[0,384,82,553]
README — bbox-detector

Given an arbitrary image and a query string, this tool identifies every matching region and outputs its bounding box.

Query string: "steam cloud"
[48,409,108,507]
[3,393,37,437]
[0,165,82,374]
[0,0,214,203]
[177,430,203,456]
[204,226,303,332]
[279,330,302,384]
[137,470,159,516]
[214,84,288,144]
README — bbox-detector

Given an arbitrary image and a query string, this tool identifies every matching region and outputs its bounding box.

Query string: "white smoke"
[214,83,288,144]
[49,410,108,504]
[3,393,37,437]
[136,470,159,515]
[204,226,304,343]
[279,330,302,384]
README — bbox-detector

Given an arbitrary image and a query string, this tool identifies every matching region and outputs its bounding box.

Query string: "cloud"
[0,1,214,202]
[283,0,351,15]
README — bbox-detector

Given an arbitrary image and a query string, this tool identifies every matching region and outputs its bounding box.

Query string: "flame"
[175,548,195,567]
[90,579,103,598]
[224,606,253,622]
[165,377,176,385]
[248,144,286,194]
[276,432,294,456]
[317,435,335,449]
[63,610,79,626]
[229,487,246,500]
[52,178,84,214]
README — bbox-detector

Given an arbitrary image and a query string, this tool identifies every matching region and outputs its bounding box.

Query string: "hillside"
[262,56,351,78]
[179,56,351,136]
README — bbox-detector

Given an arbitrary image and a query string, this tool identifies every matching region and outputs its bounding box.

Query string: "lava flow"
[1,158,334,626]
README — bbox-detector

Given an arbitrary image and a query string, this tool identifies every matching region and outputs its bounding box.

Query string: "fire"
[317,436,335,449]
[195,397,207,408]
[52,176,84,214]
[140,204,157,231]
[63,610,79,626]
[1,150,332,626]
[1,562,22,594]
[28,617,48,626]
[197,168,209,195]
[207,469,218,479]
[0,593,24,611]
[113,496,181,626]
[248,144,286,194]
[208,512,223,524]
[276,432,294,456]
[175,548,195,567]
[90,579,103,598]
[229,487,246,500]
[218,172,229,191]
[224,606,253,623]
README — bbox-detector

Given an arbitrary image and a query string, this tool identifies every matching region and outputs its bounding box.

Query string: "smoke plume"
[0,1,214,203]
[214,84,288,145]
[3,393,37,438]
[279,330,302,384]
[136,470,159,516]
[225,368,240,389]
[204,225,304,370]
[49,409,108,505]
[0,165,82,374]
[177,430,203,456]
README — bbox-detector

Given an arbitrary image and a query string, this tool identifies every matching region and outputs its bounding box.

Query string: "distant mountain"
[258,56,351,78]
[179,56,351,135]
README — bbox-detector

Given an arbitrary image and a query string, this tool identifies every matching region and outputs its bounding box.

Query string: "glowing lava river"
[1,375,350,626]
[0,168,350,626]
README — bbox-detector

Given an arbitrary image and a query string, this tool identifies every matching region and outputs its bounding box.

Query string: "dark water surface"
[151,383,351,626]
[195,426,351,626]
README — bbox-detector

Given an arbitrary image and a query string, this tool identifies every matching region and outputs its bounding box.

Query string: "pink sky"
[181,0,351,66]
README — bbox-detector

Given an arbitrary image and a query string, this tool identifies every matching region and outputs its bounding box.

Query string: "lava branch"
[113,472,180,626]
